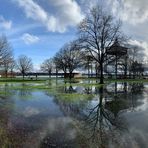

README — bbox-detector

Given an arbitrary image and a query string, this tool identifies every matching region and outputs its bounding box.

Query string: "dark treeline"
[0,6,147,83]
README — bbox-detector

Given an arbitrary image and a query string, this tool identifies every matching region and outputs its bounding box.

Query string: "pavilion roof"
[107,40,128,56]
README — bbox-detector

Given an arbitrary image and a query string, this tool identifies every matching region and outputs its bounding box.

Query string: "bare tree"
[127,45,146,78]
[9,59,16,78]
[82,53,94,78]
[17,55,33,79]
[0,35,14,77]
[66,41,82,79]
[78,6,126,84]
[54,47,68,78]
[3,57,14,78]
[130,61,144,78]
[54,41,82,79]
[40,58,54,77]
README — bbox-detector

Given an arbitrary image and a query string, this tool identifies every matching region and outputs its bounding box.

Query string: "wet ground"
[0,80,147,148]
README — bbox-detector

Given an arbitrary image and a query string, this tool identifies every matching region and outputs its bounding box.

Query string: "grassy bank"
[0,77,147,84]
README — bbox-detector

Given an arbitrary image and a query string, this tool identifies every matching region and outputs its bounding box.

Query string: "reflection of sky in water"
[0,82,147,147]
[13,92,63,118]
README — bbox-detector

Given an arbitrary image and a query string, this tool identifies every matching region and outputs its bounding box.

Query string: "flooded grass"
[0,78,147,147]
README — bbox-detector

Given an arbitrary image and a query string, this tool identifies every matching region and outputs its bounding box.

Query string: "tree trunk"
[100,61,104,84]
[48,71,51,78]
[99,86,103,105]
[23,73,25,80]
[5,70,8,78]
[124,55,128,79]
[64,72,67,78]
[91,64,93,78]
[115,55,118,79]
[11,70,13,80]
[88,66,90,78]
[69,72,73,80]
[56,68,58,78]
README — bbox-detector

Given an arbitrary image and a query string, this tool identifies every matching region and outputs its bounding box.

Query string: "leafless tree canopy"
[40,58,54,77]
[0,36,12,61]
[54,46,68,74]
[0,35,14,77]
[78,6,126,83]
[54,41,82,78]
[17,55,33,79]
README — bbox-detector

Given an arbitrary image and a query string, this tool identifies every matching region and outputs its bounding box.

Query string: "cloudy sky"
[0,0,147,69]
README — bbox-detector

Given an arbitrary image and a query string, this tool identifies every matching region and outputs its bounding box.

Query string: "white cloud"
[0,15,12,29]
[21,33,39,45]
[129,39,148,61]
[12,0,84,33]
[129,40,148,50]
[23,106,40,117]
[79,0,105,13]
[108,0,148,25]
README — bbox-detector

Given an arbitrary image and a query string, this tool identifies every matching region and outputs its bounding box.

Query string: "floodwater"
[0,80,148,148]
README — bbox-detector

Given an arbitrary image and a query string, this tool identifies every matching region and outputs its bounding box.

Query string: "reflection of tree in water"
[51,87,90,119]
[0,83,17,98]
[128,83,144,111]
[105,82,145,111]
[43,82,145,148]
[82,83,145,147]
[64,85,76,94]
[78,87,127,148]
[84,86,93,94]
[17,83,32,99]
[56,84,77,94]
[129,83,144,94]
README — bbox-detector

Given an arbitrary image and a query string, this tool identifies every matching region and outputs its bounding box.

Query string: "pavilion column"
[115,54,118,79]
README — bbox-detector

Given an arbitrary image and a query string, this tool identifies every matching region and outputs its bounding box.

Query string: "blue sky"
[0,0,84,69]
[0,0,148,70]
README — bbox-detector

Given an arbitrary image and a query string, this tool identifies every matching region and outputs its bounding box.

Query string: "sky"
[0,0,148,70]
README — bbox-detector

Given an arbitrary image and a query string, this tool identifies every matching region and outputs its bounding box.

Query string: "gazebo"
[106,39,128,78]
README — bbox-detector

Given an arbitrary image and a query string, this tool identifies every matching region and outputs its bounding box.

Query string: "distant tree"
[54,41,82,79]
[78,6,126,84]
[40,58,54,77]
[128,45,146,78]
[0,35,14,77]
[66,41,82,79]
[130,61,144,78]
[17,55,33,79]
[9,59,16,77]
[54,47,68,78]
[3,57,14,78]
[82,53,94,78]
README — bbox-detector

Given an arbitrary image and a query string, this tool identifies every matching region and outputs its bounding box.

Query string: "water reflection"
[0,81,147,147]
[17,83,32,99]
[83,87,127,148]
[44,82,146,147]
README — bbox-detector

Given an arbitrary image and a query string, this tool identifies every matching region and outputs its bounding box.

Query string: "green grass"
[0,77,147,92]
[105,78,148,83]
[0,78,45,83]
[0,77,147,83]
[48,92,94,102]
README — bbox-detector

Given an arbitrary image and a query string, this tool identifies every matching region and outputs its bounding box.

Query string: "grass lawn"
[0,77,147,84]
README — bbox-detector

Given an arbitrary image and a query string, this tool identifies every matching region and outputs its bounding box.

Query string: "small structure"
[64,72,82,78]
[0,71,16,78]
[106,39,128,78]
